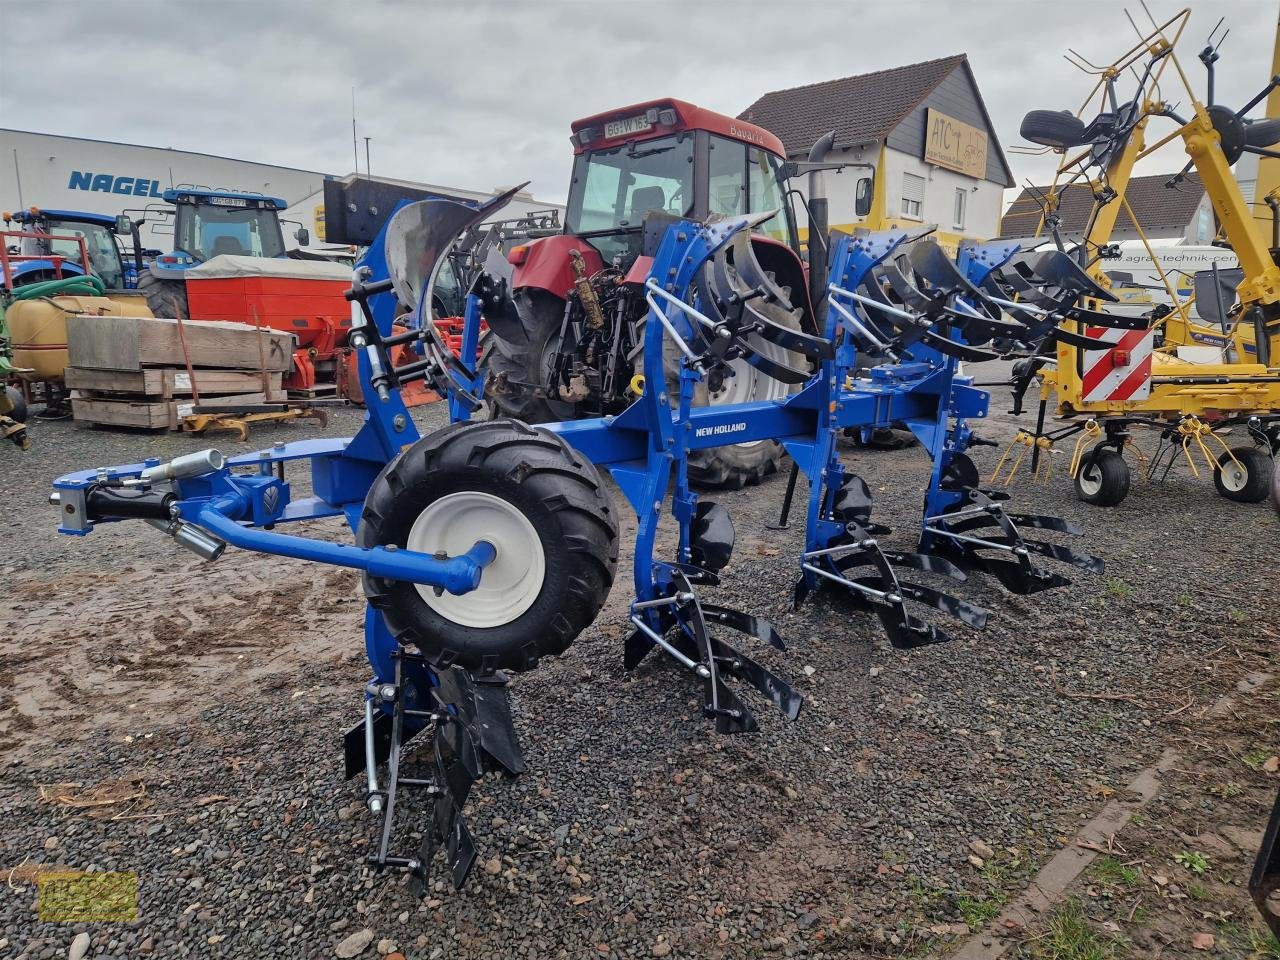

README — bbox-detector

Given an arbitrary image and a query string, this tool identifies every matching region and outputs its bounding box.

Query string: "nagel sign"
[67,171,164,197]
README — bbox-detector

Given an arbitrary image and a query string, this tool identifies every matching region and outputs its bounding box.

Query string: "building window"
[954,188,967,229]
[901,173,925,219]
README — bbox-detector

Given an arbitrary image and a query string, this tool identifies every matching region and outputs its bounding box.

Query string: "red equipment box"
[184,257,352,356]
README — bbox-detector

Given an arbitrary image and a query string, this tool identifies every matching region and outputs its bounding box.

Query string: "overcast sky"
[1,1,1276,204]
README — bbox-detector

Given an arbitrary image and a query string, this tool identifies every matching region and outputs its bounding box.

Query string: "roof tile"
[1000,172,1205,239]
[738,55,967,156]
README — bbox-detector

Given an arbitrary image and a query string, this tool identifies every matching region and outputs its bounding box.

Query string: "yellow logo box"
[37,871,138,922]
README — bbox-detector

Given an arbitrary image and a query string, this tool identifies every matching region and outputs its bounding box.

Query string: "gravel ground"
[0,384,1276,959]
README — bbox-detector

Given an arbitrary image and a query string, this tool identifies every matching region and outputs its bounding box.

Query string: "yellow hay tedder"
[996,6,1280,506]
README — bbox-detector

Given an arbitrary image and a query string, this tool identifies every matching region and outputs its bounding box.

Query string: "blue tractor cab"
[1,208,143,289]
[138,188,308,319]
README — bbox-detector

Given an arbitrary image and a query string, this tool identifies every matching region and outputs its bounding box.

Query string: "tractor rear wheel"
[1213,445,1273,503]
[1074,449,1130,506]
[664,295,806,489]
[482,291,575,424]
[357,419,619,673]
[137,271,188,320]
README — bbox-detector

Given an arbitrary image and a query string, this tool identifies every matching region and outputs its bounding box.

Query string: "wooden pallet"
[65,366,285,401]
[286,383,338,400]
[66,315,294,372]
[72,392,269,431]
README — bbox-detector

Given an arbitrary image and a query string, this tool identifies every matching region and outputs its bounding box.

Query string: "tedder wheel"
[663,293,806,489]
[1213,445,1274,503]
[4,386,28,425]
[1074,449,1130,506]
[137,270,189,320]
[357,419,619,673]
[1019,110,1089,149]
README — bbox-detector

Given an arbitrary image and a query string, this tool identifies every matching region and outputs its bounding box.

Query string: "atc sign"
[924,108,988,180]
[67,170,164,197]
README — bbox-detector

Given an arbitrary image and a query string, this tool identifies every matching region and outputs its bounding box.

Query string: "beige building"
[740,55,1014,253]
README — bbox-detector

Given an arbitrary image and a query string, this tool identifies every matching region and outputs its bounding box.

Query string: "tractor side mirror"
[295,227,311,246]
[855,177,874,217]
[114,214,134,235]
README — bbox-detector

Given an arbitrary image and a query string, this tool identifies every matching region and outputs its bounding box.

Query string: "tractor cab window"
[708,137,747,216]
[566,133,694,263]
[176,202,286,261]
[746,147,793,246]
[31,219,125,289]
[704,136,796,247]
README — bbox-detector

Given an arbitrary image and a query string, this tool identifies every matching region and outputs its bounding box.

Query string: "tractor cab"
[1,208,141,289]
[564,100,800,268]
[484,99,817,488]
[149,189,297,278]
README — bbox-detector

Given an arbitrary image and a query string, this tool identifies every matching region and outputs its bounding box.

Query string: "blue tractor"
[1,208,144,289]
[135,188,310,319]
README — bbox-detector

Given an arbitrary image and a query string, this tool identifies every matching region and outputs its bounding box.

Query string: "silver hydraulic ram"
[139,449,225,484]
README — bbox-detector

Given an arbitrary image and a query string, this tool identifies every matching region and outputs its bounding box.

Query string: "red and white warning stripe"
[1081,326,1153,403]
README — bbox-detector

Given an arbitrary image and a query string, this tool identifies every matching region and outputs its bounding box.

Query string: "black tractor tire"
[1074,449,1130,506]
[4,386,28,425]
[1213,445,1273,503]
[482,291,575,423]
[357,419,619,673]
[137,270,189,320]
[1020,109,1088,149]
[664,295,806,489]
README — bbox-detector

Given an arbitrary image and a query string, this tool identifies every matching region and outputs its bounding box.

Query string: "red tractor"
[481,99,820,488]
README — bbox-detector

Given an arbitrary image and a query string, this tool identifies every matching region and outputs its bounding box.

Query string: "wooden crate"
[66,315,294,372]
[72,391,269,431]
[65,366,285,401]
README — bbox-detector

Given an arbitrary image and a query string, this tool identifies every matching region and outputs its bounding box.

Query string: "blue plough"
[49,195,1101,892]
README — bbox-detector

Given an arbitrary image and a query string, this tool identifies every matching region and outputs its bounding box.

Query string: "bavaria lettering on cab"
[67,171,164,197]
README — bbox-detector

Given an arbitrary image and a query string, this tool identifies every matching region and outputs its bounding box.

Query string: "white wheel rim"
[1077,465,1103,496]
[706,332,792,449]
[1220,460,1248,492]
[406,491,545,628]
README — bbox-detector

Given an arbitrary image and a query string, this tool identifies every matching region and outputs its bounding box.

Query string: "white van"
[1101,242,1240,321]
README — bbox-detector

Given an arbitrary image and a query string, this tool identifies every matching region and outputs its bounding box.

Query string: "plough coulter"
[989,7,1280,507]
[50,189,1104,892]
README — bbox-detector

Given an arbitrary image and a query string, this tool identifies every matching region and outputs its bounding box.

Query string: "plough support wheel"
[358,419,620,672]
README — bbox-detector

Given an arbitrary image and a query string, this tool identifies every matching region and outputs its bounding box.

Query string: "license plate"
[604,115,652,139]
[209,196,249,207]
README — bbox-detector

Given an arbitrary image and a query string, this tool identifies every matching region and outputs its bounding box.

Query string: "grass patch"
[959,894,1002,930]
[1243,747,1273,770]
[907,874,937,909]
[1093,856,1141,889]
[1104,578,1134,599]
[958,856,1024,931]
[1208,781,1243,799]
[1086,714,1117,734]
[1025,897,1124,959]
[1220,920,1280,959]
[1177,593,1193,607]
[1186,881,1214,901]
[1174,850,1211,874]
